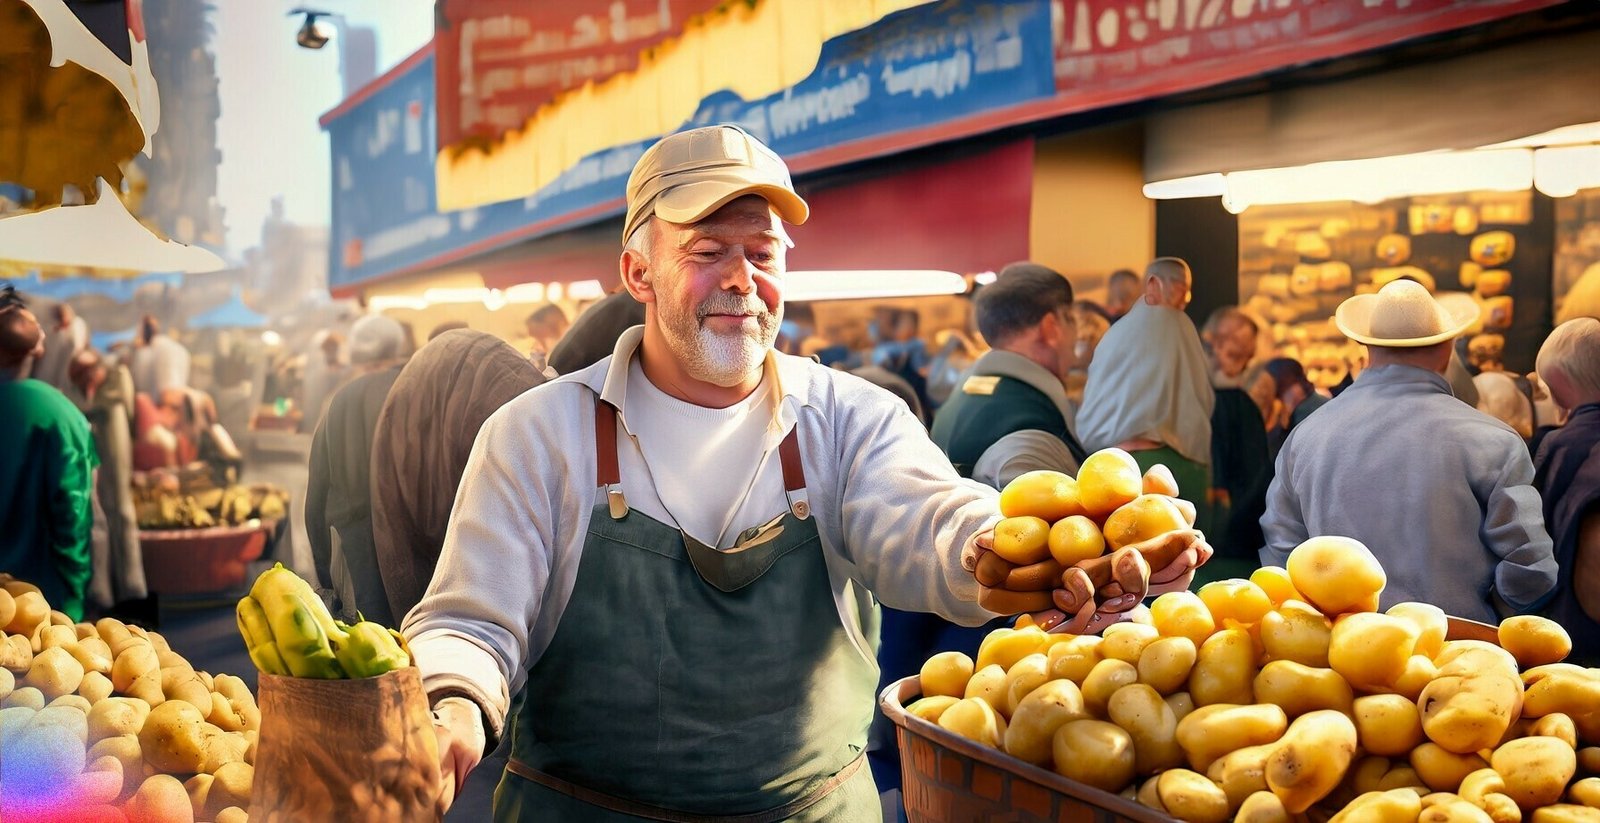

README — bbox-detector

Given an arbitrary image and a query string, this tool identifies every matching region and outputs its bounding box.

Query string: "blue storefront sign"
[325,0,1054,291]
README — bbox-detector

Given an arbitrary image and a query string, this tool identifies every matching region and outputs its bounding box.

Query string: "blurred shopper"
[1261,280,1556,622]
[1078,257,1214,528]
[35,302,89,393]
[872,308,932,413]
[546,288,646,375]
[299,331,347,433]
[1201,306,1272,581]
[67,350,146,612]
[371,329,545,624]
[925,327,982,408]
[1532,317,1600,662]
[304,319,409,625]
[1262,357,1329,457]
[1474,370,1535,441]
[429,320,470,341]
[0,305,97,620]
[524,304,569,377]
[1105,268,1140,321]
[129,314,191,397]
[849,363,925,425]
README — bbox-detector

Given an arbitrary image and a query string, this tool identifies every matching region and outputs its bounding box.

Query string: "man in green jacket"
[0,302,97,620]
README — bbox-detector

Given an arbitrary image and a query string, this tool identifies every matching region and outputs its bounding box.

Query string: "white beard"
[660,294,778,387]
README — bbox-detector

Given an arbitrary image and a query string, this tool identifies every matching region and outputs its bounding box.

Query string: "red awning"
[787,139,1033,274]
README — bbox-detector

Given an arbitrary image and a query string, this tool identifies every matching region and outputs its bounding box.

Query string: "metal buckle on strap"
[606,484,629,520]
[786,489,810,521]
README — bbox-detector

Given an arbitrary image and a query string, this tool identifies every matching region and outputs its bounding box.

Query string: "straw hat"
[1335,280,1479,347]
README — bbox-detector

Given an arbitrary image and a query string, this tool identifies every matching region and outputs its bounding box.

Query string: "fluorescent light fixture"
[973,271,998,286]
[783,270,967,302]
[1479,121,1600,150]
[504,283,546,303]
[547,283,563,302]
[1223,149,1533,212]
[567,279,605,300]
[1142,173,1227,200]
[369,295,428,312]
[1533,145,1600,198]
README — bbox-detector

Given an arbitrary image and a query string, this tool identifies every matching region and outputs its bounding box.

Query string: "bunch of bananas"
[236,564,411,680]
[136,484,291,530]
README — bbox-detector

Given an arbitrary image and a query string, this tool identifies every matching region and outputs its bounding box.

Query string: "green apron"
[492,397,881,822]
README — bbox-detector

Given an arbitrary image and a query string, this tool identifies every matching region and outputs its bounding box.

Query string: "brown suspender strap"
[505,752,865,823]
[594,396,620,487]
[778,427,804,493]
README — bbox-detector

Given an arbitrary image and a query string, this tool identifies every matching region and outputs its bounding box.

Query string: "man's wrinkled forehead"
[667,197,793,248]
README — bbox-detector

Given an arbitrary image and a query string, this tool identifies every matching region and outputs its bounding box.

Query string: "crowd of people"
[1,124,1597,822]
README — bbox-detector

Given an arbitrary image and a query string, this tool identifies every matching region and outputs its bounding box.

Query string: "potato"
[1138,636,1198,695]
[1266,710,1359,814]
[1435,641,1519,674]
[1004,653,1051,716]
[1492,736,1577,808]
[161,667,212,714]
[89,697,151,744]
[1082,658,1139,717]
[210,761,253,814]
[907,695,959,724]
[1412,743,1490,792]
[919,651,974,698]
[1534,713,1581,749]
[1421,800,1496,823]
[216,807,249,823]
[1260,600,1333,668]
[938,697,1005,748]
[4,590,49,635]
[1190,629,1257,706]
[1102,623,1162,664]
[211,674,259,734]
[1238,789,1292,823]
[74,621,97,640]
[1458,768,1507,805]
[1379,766,1429,792]
[1389,654,1439,701]
[1331,788,1425,823]
[1523,672,1600,721]
[0,704,35,738]
[1330,612,1420,692]
[67,637,114,676]
[244,729,258,764]
[32,622,78,653]
[23,645,86,700]
[3,720,86,795]
[1254,660,1354,718]
[1166,691,1196,723]
[1053,719,1137,792]
[1482,794,1523,823]
[963,663,1008,709]
[1047,635,1102,683]
[1177,703,1289,773]
[0,632,33,670]
[0,589,14,629]
[112,643,165,706]
[46,693,91,713]
[3,685,45,710]
[79,670,113,703]
[1004,679,1087,766]
[0,666,12,701]
[74,766,123,807]
[1107,683,1184,774]
[1137,774,1168,811]
[1355,694,1426,757]
[1348,755,1397,797]
[1583,747,1600,775]
[1419,650,1523,754]
[1499,615,1572,668]
[127,774,195,823]
[139,699,210,773]
[975,626,1050,671]
[186,773,216,820]
[199,729,250,773]
[1532,806,1600,823]
[31,704,89,745]
[1210,744,1276,810]
[1157,768,1232,823]
[1571,777,1600,808]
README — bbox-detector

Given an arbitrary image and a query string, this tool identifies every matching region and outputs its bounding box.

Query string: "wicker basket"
[879,616,1500,823]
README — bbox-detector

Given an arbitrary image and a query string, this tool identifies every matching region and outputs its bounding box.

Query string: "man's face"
[1215,317,1257,378]
[645,196,788,387]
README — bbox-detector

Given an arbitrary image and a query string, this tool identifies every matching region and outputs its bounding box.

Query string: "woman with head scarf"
[370,329,544,624]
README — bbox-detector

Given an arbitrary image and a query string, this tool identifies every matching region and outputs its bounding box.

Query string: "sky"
[212,1,434,256]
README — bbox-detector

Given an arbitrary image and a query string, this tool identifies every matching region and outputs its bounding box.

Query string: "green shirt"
[0,378,98,620]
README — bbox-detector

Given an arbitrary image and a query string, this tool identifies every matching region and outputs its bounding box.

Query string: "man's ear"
[620,248,655,304]
[1038,309,1062,346]
[1144,277,1162,306]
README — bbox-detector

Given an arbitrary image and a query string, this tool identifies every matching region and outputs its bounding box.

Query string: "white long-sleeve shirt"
[403,327,1001,737]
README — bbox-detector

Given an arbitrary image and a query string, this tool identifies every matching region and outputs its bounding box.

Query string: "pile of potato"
[907,536,1600,823]
[0,574,257,823]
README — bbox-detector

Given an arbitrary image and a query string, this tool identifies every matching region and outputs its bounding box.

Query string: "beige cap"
[1335,279,1480,348]
[623,125,809,244]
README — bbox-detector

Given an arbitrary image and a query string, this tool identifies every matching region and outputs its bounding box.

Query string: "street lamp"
[288,8,376,97]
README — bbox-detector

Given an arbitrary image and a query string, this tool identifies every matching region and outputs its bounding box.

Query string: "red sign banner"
[435,0,724,149]
[1053,0,1566,99]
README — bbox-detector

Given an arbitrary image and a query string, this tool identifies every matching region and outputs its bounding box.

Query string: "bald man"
[0,306,98,620]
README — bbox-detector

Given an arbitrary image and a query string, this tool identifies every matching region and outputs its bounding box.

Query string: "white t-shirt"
[623,356,781,549]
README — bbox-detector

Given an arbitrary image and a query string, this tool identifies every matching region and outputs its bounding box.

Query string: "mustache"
[695,293,771,322]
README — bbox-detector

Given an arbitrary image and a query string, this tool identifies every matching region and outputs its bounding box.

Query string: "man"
[1105,268,1140,321]
[1077,257,1214,521]
[129,314,191,396]
[34,302,89,393]
[523,303,569,375]
[1260,280,1557,622]
[411,126,1202,821]
[932,261,1087,485]
[1533,317,1600,662]
[0,305,97,621]
[1202,307,1272,580]
[1262,357,1328,457]
[546,289,646,375]
[68,349,147,613]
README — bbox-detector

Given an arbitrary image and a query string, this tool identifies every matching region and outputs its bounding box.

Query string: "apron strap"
[505,752,865,823]
[778,427,810,520]
[595,396,628,519]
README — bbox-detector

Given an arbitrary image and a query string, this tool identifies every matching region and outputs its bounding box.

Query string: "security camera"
[290,8,332,50]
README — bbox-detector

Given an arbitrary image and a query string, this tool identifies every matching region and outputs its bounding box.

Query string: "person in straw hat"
[1259,279,1556,623]
[408,124,1212,821]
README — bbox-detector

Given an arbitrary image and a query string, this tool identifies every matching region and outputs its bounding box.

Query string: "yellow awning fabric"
[435,0,934,211]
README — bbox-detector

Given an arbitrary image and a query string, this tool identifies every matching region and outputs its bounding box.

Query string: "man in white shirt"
[411,125,1205,821]
[128,315,190,395]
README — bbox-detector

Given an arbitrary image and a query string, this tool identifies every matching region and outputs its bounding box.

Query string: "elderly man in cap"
[1260,280,1557,622]
[1532,317,1600,662]
[412,125,1206,821]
